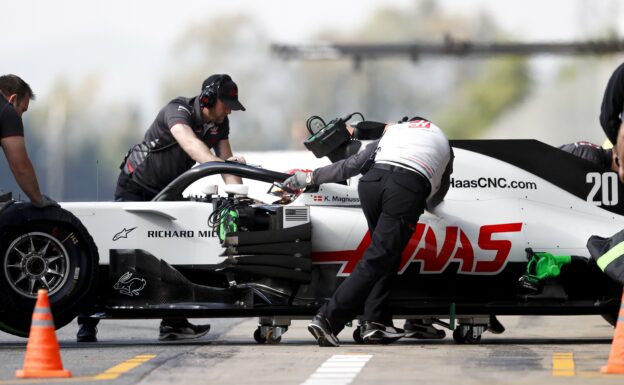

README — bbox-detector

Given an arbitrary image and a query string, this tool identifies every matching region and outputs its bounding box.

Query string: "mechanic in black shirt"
[115,74,245,200]
[77,74,246,343]
[600,62,624,145]
[285,119,453,347]
[0,74,56,207]
[584,65,624,304]
[586,128,624,288]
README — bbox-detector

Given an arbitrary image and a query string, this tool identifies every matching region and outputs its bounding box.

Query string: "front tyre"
[0,204,99,337]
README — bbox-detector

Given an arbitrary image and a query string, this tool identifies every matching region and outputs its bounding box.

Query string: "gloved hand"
[31,194,60,209]
[283,171,311,190]
[227,155,247,164]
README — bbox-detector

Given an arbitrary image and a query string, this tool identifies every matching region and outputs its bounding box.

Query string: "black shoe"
[158,320,211,341]
[403,319,446,339]
[77,323,98,342]
[308,314,339,347]
[488,315,505,334]
[361,321,404,344]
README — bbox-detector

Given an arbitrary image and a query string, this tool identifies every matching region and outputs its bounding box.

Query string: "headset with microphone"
[199,74,228,109]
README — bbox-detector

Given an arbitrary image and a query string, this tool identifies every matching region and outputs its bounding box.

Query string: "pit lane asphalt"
[0,316,621,384]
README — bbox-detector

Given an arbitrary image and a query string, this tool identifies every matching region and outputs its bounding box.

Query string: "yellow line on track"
[92,354,156,380]
[552,352,575,377]
[0,354,156,384]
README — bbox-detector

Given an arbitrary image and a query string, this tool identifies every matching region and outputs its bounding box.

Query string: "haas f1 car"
[0,115,623,344]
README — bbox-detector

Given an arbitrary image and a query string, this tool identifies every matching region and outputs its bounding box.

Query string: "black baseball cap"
[202,74,245,111]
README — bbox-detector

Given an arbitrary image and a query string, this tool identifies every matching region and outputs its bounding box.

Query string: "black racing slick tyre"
[0,203,99,337]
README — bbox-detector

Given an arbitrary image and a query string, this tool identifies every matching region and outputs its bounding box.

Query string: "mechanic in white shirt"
[284,118,453,346]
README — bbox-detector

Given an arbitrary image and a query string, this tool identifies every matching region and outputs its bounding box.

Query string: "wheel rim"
[3,232,71,298]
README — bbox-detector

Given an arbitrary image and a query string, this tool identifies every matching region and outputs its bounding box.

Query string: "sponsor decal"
[284,208,309,222]
[61,231,80,245]
[313,222,522,276]
[586,172,618,206]
[113,227,137,241]
[204,122,218,135]
[330,196,360,203]
[147,229,219,238]
[450,177,537,190]
[408,120,431,128]
[310,195,360,204]
[113,272,146,296]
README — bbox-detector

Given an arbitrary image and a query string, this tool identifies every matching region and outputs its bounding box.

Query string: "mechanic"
[77,74,246,343]
[284,118,453,347]
[586,126,624,286]
[584,63,624,305]
[0,74,56,208]
[559,141,617,172]
[582,63,624,287]
[614,126,624,183]
[600,62,624,146]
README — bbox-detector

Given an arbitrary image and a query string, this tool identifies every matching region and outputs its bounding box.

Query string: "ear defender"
[200,75,225,109]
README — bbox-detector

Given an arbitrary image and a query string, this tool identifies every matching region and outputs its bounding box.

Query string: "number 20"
[587,172,618,206]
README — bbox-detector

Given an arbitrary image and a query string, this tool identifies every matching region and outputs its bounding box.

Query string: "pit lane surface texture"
[0,315,622,384]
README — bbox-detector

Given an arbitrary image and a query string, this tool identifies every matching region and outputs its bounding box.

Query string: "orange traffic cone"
[602,290,624,374]
[16,289,72,378]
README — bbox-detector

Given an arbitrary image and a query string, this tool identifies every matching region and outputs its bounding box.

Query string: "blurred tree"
[435,57,530,138]
[0,0,535,201]
[155,1,531,151]
[288,1,531,140]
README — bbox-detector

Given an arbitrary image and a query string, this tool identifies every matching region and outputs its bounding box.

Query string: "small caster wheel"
[452,327,466,344]
[265,329,282,344]
[465,330,481,344]
[453,326,481,344]
[353,326,364,344]
[254,327,266,344]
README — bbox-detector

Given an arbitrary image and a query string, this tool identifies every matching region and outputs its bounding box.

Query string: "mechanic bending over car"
[77,74,247,343]
[0,74,57,208]
[284,117,454,347]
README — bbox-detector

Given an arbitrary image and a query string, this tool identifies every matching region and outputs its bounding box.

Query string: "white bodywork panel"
[61,147,624,274]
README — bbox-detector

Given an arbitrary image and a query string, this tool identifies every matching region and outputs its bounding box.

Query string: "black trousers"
[320,167,428,335]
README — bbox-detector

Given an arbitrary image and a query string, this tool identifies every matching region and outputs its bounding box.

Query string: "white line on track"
[301,354,373,385]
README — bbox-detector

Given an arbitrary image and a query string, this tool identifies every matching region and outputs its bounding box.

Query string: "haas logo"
[113,272,146,296]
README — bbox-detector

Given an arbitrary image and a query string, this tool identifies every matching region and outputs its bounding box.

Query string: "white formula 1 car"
[0,116,622,344]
